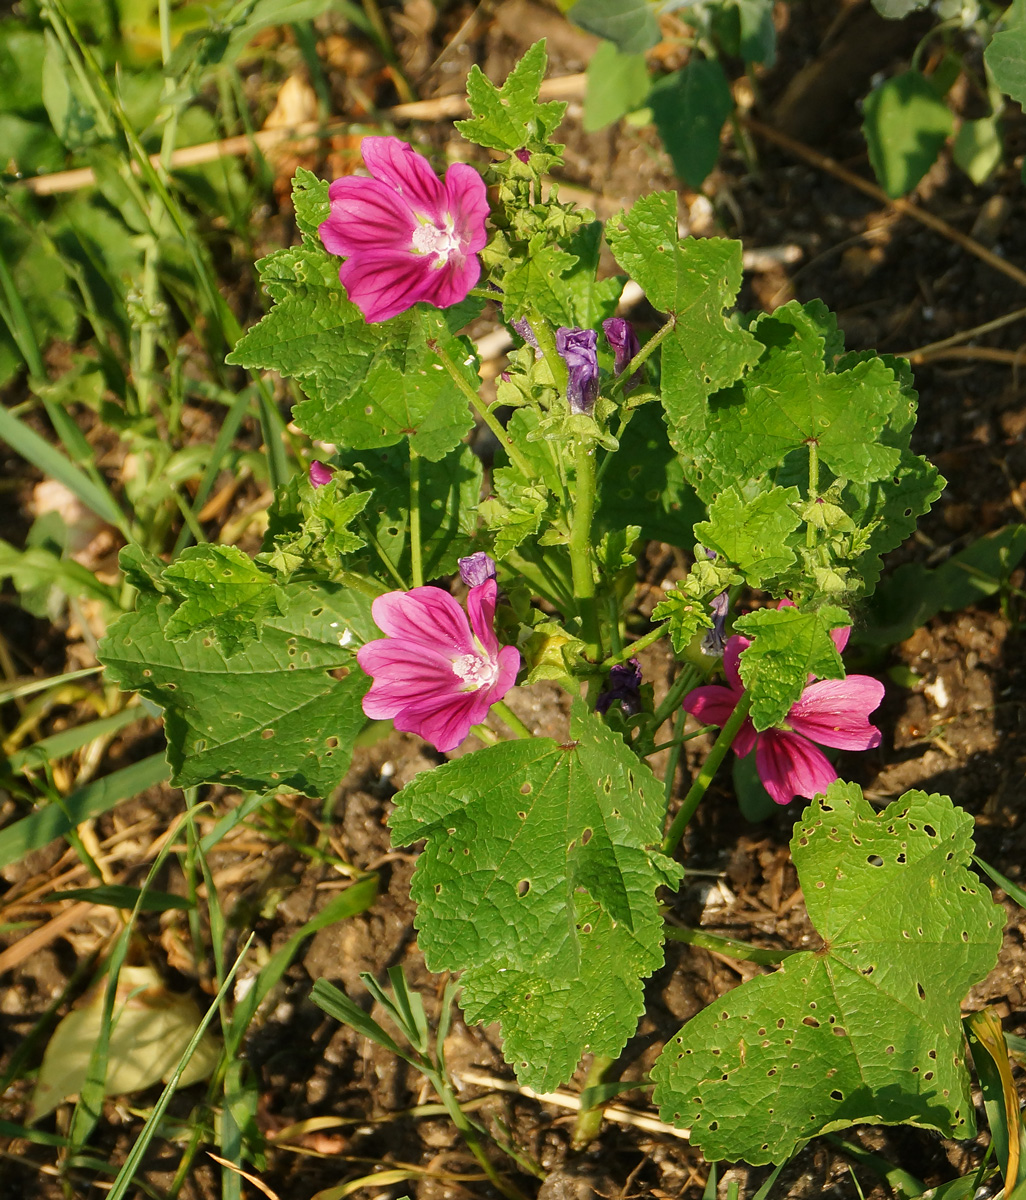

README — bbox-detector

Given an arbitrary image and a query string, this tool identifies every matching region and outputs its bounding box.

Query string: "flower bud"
[556,326,599,415]
[309,460,333,488]
[602,317,641,393]
[458,552,497,588]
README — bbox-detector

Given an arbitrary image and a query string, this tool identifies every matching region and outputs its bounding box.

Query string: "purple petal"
[787,676,884,750]
[701,590,730,657]
[418,250,481,311]
[321,178,416,253]
[556,326,599,415]
[602,317,642,391]
[682,684,740,730]
[360,136,447,221]
[755,729,838,805]
[723,634,750,692]
[459,552,497,588]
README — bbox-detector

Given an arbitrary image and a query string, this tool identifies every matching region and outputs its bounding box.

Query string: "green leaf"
[99,581,375,795]
[501,236,580,328]
[455,40,566,154]
[162,545,285,657]
[389,700,683,1091]
[567,0,660,53]
[47,886,193,912]
[291,166,331,239]
[733,604,849,731]
[952,115,1002,184]
[736,0,776,65]
[652,783,1004,1164]
[594,404,704,550]
[606,196,762,454]
[583,41,650,132]
[650,58,734,189]
[227,243,476,462]
[695,486,802,586]
[986,25,1026,106]
[563,221,624,329]
[680,302,908,503]
[859,524,1026,645]
[863,71,953,198]
[338,442,483,585]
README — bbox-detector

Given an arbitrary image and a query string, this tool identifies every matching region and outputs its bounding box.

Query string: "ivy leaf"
[455,40,566,153]
[338,442,483,586]
[567,0,660,53]
[650,58,734,189]
[986,24,1026,107]
[652,783,1004,1164]
[863,71,953,198]
[733,604,849,731]
[389,700,683,1091]
[162,545,284,657]
[695,486,802,587]
[227,243,475,461]
[606,196,762,449]
[99,580,375,795]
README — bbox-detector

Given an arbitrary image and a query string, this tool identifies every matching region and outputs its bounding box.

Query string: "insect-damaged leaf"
[652,783,1003,1163]
[389,699,682,1091]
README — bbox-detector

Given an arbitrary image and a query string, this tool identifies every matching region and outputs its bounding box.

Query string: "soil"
[2,2,1026,1199]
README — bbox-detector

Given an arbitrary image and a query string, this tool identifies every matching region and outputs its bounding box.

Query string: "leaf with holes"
[99,577,376,795]
[694,485,802,588]
[389,699,683,1091]
[652,783,1003,1164]
[162,545,284,657]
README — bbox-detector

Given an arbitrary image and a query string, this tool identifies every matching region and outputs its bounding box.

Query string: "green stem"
[602,623,668,668]
[432,1072,534,1198]
[663,925,796,966]
[491,700,532,740]
[661,691,752,855]
[408,447,423,588]
[529,314,568,395]
[570,1053,616,1149]
[661,707,687,806]
[806,439,820,549]
[569,438,602,659]
[648,663,701,737]
[430,341,536,480]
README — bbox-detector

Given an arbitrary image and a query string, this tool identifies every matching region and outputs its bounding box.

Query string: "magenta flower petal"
[356,582,520,754]
[360,136,447,220]
[723,634,749,692]
[683,684,740,730]
[319,136,489,323]
[755,729,839,805]
[787,676,885,750]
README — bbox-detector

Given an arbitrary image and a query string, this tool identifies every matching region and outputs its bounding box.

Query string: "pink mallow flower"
[682,624,884,806]
[319,136,489,324]
[356,580,520,753]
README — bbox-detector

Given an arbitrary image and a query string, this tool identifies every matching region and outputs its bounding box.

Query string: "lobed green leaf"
[652,783,1004,1163]
[390,700,682,1090]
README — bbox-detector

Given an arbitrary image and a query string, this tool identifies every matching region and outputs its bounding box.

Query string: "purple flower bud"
[511,316,539,348]
[309,460,333,488]
[602,317,642,393]
[515,148,531,164]
[556,326,600,415]
[458,552,497,588]
[701,590,731,658]
[596,657,644,716]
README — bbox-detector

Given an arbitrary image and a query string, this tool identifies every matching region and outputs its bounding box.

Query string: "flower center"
[410,217,462,265]
[452,652,498,692]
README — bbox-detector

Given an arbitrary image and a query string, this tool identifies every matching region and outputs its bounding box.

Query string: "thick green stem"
[430,341,536,480]
[661,691,752,855]
[648,663,702,738]
[408,447,423,588]
[663,925,796,966]
[806,439,820,549]
[491,700,532,740]
[569,438,602,659]
[570,1053,616,1149]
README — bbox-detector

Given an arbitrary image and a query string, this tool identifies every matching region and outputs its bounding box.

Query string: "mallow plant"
[98,43,1005,1168]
